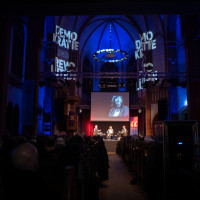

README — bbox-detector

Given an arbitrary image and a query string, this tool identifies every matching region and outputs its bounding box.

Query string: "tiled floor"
[98,153,146,200]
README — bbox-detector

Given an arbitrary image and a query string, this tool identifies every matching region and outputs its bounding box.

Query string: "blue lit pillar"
[176,15,187,118]
[169,87,178,119]
[43,86,53,135]
[93,63,100,91]
[167,15,180,120]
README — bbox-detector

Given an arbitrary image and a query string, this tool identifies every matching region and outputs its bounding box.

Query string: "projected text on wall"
[51,25,79,80]
[135,31,156,59]
[134,31,158,91]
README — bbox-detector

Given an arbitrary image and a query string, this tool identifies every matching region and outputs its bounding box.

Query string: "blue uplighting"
[177,142,183,145]
[177,87,187,111]
[37,86,45,135]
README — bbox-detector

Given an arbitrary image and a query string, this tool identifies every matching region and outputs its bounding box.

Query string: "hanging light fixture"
[93,20,128,63]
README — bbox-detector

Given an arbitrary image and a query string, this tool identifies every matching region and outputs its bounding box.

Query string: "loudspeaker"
[165,122,196,170]
[158,120,198,199]
[155,120,198,170]
[158,98,169,120]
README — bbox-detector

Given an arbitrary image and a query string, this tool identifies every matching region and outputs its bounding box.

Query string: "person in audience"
[53,136,67,167]
[55,136,66,147]
[0,133,16,174]
[2,142,55,200]
[95,138,109,181]
[108,96,129,117]
[11,143,38,171]
[139,132,145,140]
[66,134,85,175]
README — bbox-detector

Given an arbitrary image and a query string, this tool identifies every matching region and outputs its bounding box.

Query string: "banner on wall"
[130,116,138,136]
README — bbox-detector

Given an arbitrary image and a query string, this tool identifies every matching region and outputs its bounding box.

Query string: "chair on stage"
[106,131,114,140]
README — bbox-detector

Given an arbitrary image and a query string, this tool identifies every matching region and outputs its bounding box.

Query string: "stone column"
[0,17,12,137]
[145,88,152,136]
[183,16,200,123]
[25,17,45,137]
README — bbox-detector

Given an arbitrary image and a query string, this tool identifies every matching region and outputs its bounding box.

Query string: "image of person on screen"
[108,96,129,117]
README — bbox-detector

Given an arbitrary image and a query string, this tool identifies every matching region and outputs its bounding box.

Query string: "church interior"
[1,1,200,200]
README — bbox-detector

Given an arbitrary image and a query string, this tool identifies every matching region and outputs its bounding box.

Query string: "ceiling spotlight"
[99,80,106,88]
[99,83,106,88]
[142,81,148,88]
[119,81,125,88]
[152,79,159,87]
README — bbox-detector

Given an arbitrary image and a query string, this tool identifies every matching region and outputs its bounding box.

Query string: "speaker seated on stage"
[121,125,128,137]
[93,125,101,136]
[107,126,114,139]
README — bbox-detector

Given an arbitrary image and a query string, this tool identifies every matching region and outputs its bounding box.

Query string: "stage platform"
[103,139,119,153]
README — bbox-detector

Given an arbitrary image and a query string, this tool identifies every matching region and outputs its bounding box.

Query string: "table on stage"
[103,139,119,153]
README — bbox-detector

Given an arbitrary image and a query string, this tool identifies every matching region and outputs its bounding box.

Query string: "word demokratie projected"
[52,25,79,79]
[53,25,79,50]
[135,31,156,60]
[135,31,157,90]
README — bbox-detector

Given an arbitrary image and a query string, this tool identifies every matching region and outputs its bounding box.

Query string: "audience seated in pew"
[0,133,109,200]
[2,142,57,200]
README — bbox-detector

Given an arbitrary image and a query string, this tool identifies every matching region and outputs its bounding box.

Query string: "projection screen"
[91,92,129,121]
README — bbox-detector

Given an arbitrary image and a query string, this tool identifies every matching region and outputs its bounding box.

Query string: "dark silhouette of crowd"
[116,134,200,200]
[0,132,109,200]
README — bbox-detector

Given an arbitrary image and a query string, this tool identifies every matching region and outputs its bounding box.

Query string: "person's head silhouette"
[11,143,38,171]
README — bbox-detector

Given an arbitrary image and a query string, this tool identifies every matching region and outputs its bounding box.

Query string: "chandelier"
[93,21,128,63]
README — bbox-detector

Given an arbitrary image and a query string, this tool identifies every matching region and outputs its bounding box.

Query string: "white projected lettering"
[51,25,79,79]
[135,31,156,60]
[55,57,75,70]
[134,31,158,91]
[51,57,76,80]
[137,70,158,91]
[53,25,79,50]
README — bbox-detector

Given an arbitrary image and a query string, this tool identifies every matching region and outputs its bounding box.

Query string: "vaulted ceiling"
[55,15,165,73]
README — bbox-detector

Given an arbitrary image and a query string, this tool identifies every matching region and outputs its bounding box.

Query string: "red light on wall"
[131,116,138,128]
